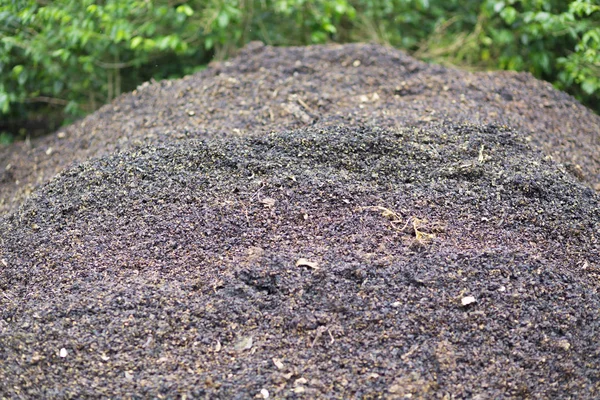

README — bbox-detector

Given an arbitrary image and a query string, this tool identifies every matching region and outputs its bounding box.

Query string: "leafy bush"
[0,0,598,142]
[1,1,210,120]
[479,0,599,104]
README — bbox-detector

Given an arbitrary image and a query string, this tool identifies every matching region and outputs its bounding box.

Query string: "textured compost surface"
[1,42,599,216]
[1,43,600,399]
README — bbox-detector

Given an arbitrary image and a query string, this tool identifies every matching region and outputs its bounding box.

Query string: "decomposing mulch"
[1,43,600,398]
[1,42,599,216]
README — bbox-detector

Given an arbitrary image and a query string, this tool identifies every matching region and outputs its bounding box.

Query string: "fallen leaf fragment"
[295,258,319,270]
[558,340,571,351]
[259,197,276,207]
[282,372,294,380]
[388,384,402,394]
[413,218,435,241]
[294,377,308,386]
[272,358,284,370]
[234,336,253,352]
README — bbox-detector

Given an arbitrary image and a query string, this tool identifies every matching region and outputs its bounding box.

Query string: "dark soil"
[1,43,600,398]
[1,42,599,216]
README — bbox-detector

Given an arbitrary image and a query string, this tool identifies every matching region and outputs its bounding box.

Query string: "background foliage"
[1,0,598,144]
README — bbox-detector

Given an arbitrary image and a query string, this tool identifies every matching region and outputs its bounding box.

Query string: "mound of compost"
[1,42,599,216]
[1,123,599,398]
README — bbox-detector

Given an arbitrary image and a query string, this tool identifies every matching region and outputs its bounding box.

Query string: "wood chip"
[461,296,476,306]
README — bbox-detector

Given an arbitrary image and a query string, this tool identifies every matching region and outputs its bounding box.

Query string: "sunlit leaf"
[131,36,143,49]
[217,12,229,29]
[176,4,194,17]
[500,6,517,25]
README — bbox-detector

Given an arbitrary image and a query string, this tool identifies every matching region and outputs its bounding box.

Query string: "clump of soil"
[1,123,600,398]
[1,43,600,398]
[1,42,599,216]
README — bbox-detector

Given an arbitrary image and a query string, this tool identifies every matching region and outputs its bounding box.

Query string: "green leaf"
[131,36,143,49]
[0,91,9,114]
[18,70,27,86]
[143,38,156,51]
[310,31,327,43]
[536,52,551,74]
[65,100,80,115]
[217,12,229,29]
[323,22,336,34]
[12,65,24,77]
[534,12,551,23]
[582,29,600,47]
[53,80,64,95]
[176,5,194,17]
[115,28,129,43]
[581,79,597,95]
[500,6,517,25]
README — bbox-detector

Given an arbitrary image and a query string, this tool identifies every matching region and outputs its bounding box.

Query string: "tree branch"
[94,59,138,69]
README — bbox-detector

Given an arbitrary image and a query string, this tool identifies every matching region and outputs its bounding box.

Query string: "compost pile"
[1,43,599,398]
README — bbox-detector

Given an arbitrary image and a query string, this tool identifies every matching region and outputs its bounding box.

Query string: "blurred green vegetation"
[1,0,598,144]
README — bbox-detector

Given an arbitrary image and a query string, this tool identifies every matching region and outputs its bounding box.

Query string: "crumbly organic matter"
[1,43,600,399]
[1,42,599,216]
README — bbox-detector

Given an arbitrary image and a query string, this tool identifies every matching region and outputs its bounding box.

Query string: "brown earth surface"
[1,42,600,216]
[1,43,600,398]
